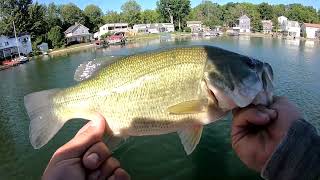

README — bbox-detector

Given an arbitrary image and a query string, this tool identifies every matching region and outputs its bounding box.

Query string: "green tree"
[258,3,273,20]
[103,11,123,23]
[84,4,103,32]
[141,10,160,24]
[27,3,47,39]
[121,0,141,27]
[60,3,86,28]
[0,0,33,35]
[272,4,286,17]
[191,1,223,28]
[157,0,191,30]
[47,26,63,48]
[46,2,62,29]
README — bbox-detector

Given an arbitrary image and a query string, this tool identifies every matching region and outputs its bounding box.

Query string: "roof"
[187,21,202,24]
[239,15,250,20]
[101,23,128,28]
[303,23,320,28]
[64,23,89,34]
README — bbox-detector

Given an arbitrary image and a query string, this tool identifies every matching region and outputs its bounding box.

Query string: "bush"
[48,26,64,48]
[184,27,191,32]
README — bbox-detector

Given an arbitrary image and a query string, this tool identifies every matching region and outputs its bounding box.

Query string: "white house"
[133,24,149,33]
[286,21,301,38]
[0,34,32,59]
[277,16,300,38]
[301,23,320,39]
[278,16,288,32]
[162,23,174,32]
[186,21,202,32]
[238,15,250,33]
[64,23,92,44]
[99,23,129,36]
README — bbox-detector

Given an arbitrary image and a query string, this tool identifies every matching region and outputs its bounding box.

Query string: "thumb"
[53,114,106,161]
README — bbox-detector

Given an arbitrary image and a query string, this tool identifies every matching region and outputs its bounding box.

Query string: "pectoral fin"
[178,125,203,155]
[167,100,207,115]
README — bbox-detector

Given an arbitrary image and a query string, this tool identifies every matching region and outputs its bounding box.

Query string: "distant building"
[147,23,174,34]
[99,23,129,36]
[0,33,32,59]
[278,16,288,32]
[277,16,300,38]
[301,23,320,39]
[37,43,49,54]
[64,22,92,44]
[162,23,175,32]
[261,20,273,34]
[238,15,251,33]
[186,21,202,32]
[286,20,301,38]
[133,24,149,33]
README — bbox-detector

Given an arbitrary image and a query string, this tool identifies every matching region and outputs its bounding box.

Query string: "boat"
[16,56,29,64]
[106,32,126,45]
[2,60,20,66]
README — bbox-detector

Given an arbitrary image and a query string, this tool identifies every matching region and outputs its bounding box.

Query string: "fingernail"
[87,153,99,165]
[90,170,101,180]
[108,175,115,180]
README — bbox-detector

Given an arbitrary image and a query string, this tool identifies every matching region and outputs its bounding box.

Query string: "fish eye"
[245,58,256,69]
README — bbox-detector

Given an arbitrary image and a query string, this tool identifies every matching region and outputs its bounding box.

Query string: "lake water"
[0,36,319,179]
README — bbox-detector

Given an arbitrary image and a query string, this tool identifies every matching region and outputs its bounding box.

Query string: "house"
[0,33,32,59]
[186,21,202,32]
[37,43,48,54]
[238,15,250,33]
[301,23,320,39]
[147,23,175,34]
[261,20,273,34]
[286,20,301,38]
[162,23,174,32]
[278,16,288,32]
[99,23,129,37]
[133,24,149,33]
[277,16,301,38]
[64,22,92,45]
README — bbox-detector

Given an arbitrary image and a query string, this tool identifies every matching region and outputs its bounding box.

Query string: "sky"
[36,0,320,12]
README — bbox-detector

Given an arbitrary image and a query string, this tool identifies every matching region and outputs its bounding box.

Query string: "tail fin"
[24,89,65,149]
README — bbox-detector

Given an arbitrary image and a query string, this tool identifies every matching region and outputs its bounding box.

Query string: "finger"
[83,142,112,170]
[98,157,121,180]
[53,114,106,161]
[233,107,271,127]
[256,106,278,120]
[108,168,131,180]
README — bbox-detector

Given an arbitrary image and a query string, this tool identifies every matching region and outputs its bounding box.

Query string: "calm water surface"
[0,37,319,179]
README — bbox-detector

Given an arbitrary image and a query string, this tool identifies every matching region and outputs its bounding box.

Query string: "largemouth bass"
[24,46,274,155]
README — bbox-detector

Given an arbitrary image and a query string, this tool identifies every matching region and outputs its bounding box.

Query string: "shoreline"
[32,32,320,58]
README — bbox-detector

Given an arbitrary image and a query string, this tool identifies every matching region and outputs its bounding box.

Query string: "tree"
[141,10,160,24]
[27,3,47,39]
[191,1,223,28]
[60,3,86,28]
[103,11,123,23]
[47,26,63,48]
[258,3,273,20]
[121,0,141,27]
[46,2,62,29]
[0,0,33,35]
[157,0,191,30]
[84,4,103,32]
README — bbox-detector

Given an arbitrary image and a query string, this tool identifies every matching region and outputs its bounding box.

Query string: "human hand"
[231,96,301,172]
[42,115,130,180]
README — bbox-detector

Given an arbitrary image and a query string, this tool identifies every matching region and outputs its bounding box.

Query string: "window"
[4,42,9,46]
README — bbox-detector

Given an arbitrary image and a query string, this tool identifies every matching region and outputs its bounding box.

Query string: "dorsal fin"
[74,56,119,82]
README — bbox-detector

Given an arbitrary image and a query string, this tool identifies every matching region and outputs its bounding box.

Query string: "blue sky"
[36,0,320,12]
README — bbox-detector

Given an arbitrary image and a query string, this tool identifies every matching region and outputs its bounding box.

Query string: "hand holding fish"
[42,115,130,180]
[231,96,301,172]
